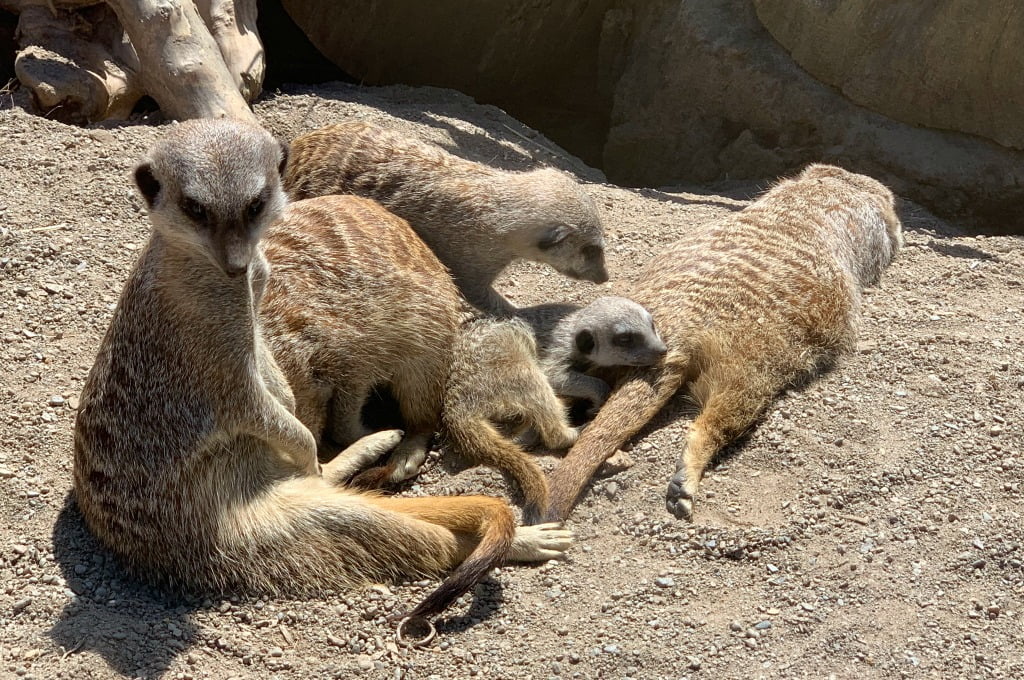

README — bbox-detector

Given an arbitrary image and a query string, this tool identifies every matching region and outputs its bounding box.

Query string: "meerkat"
[442,297,667,524]
[528,296,668,410]
[73,120,573,629]
[282,121,608,315]
[258,194,465,485]
[543,164,903,522]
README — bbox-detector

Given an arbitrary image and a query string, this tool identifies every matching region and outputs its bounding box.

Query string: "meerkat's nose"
[588,267,609,284]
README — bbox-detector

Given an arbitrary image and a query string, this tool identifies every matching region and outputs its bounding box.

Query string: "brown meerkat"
[443,297,667,524]
[543,164,903,522]
[72,120,573,630]
[258,194,463,485]
[282,121,609,315]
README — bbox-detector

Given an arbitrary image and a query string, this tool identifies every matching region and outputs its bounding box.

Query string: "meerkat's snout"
[214,227,256,277]
[640,337,669,365]
[577,243,608,284]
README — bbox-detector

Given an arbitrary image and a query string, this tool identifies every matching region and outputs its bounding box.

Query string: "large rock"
[603,0,1024,229]
[280,0,1024,230]
[753,0,1024,151]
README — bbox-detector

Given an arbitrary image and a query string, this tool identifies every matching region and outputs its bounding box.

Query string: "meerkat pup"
[443,297,667,523]
[282,121,608,315]
[544,164,903,521]
[73,120,572,629]
[529,296,668,410]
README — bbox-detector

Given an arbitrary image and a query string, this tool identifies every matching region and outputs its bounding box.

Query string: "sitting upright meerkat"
[282,121,609,315]
[443,297,667,523]
[73,120,572,629]
[544,164,903,521]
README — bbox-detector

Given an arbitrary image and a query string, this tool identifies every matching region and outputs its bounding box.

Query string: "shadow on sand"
[49,494,201,679]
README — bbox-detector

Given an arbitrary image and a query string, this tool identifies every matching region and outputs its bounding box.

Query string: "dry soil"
[1,82,1022,679]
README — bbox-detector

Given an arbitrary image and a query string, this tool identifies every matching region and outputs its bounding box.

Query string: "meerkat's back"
[545,164,902,521]
[283,122,608,315]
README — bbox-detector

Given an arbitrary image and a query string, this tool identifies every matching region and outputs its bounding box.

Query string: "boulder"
[753,0,1024,151]
[603,0,1024,229]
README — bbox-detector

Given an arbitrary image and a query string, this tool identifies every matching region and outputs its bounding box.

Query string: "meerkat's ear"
[134,162,160,208]
[575,329,596,355]
[538,225,569,250]
[277,140,290,176]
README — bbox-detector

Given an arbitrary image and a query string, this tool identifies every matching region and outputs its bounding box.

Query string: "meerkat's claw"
[508,522,575,562]
[323,429,403,483]
[665,470,694,520]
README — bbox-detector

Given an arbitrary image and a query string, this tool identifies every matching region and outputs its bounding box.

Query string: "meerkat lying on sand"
[543,165,903,521]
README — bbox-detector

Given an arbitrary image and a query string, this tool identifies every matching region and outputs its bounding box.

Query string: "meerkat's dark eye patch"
[612,332,638,348]
[180,197,208,223]
[581,244,603,260]
[246,195,265,220]
[575,329,596,355]
[538,225,569,251]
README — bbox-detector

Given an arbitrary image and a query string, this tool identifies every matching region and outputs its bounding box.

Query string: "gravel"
[1,81,1023,679]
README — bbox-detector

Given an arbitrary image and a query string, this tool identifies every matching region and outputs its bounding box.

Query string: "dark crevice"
[257,0,353,88]
[0,8,16,86]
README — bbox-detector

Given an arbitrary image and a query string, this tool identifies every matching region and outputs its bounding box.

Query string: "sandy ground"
[1,82,1023,680]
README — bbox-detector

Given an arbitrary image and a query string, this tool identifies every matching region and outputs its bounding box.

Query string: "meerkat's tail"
[545,360,689,522]
[219,476,515,620]
[381,494,516,620]
[443,416,550,525]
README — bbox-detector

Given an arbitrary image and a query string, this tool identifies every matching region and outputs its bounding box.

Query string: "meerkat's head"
[798,163,903,281]
[570,296,667,367]
[134,119,288,278]
[514,168,609,285]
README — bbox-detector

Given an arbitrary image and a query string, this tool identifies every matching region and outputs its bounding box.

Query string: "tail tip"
[395,615,437,648]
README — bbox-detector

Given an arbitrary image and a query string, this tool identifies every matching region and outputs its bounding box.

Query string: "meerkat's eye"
[180,197,207,223]
[246,196,265,220]
[581,244,603,260]
[612,332,637,348]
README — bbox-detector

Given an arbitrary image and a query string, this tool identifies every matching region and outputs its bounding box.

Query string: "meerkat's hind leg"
[508,522,575,562]
[387,432,434,483]
[525,384,578,451]
[388,360,448,482]
[665,367,776,520]
[322,428,404,485]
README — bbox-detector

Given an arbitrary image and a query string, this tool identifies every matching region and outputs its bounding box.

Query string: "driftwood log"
[1,0,261,123]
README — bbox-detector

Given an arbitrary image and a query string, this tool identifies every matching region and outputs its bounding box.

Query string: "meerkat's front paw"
[665,469,695,520]
[508,522,575,562]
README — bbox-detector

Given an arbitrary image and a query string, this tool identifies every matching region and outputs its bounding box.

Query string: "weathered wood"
[106,0,256,122]
[197,0,263,102]
[14,4,141,122]
[6,0,263,123]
